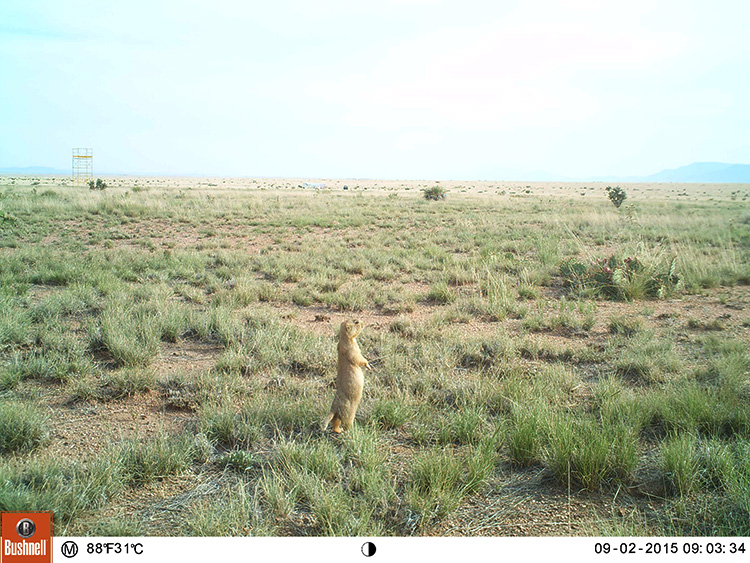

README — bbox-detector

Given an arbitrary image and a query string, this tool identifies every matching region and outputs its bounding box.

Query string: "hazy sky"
[1,1,748,179]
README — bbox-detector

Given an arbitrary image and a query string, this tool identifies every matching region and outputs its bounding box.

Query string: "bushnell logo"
[1,512,52,563]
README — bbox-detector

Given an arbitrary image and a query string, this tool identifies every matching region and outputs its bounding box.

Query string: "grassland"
[0,176,748,536]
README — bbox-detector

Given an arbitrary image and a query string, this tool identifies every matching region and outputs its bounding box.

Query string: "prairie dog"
[321,319,371,433]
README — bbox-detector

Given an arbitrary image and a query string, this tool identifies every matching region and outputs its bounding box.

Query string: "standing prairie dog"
[321,319,371,433]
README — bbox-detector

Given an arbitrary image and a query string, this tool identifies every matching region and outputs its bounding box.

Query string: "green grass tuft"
[0,402,48,454]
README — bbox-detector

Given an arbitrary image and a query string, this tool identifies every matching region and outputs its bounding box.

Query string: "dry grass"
[1,176,749,536]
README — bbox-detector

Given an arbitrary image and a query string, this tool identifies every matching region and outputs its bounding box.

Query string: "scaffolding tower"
[72,148,93,186]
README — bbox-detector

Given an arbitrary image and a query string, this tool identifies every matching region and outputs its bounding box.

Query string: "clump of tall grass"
[4,348,96,385]
[472,269,514,320]
[182,481,271,536]
[660,438,750,535]
[697,340,750,399]
[406,449,466,521]
[98,368,156,400]
[215,316,332,378]
[0,402,49,454]
[258,436,387,536]
[507,402,550,467]
[661,433,701,496]
[244,394,323,438]
[275,438,341,482]
[322,284,371,312]
[545,412,639,491]
[115,432,209,485]
[218,450,262,473]
[613,331,683,384]
[0,359,23,390]
[370,399,413,430]
[200,392,323,447]
[608,314,645,336]
[405,439,497,528]
[0,431,209,531]
[0,295,35,348]
[92,295,181,367]
[437,406,490,445]
[89,517,145,537]
[184,305,245,346]
[342,424,386,471]
[0,456,123,529]
[645,381,750,439]
[425,281,457,304]
[198,400,252,447]
[341,427,400,528]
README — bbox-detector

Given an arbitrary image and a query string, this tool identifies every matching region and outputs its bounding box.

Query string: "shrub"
[606,186,627,208]
[423,186,447,201]
[88,178,107,190]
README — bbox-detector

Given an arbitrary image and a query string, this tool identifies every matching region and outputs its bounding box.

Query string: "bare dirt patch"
[429,468,652,536]
[66,468,238,536]
[45,390,194,461]
[156,339,223,377]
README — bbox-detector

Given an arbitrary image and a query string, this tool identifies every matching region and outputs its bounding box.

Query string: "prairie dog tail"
[321,412,334,431]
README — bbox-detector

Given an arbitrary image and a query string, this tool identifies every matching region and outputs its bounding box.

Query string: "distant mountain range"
[586,162,750,183]
[640,162,750,183]
[2,162,749,182]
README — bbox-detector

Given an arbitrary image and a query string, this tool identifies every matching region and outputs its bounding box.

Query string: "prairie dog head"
[339,319,362,340]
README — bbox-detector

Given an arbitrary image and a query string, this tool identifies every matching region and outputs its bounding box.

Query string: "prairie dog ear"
[350,319,363,337]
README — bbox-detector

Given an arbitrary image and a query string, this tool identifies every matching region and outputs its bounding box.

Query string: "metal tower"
[72,148,93,186]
